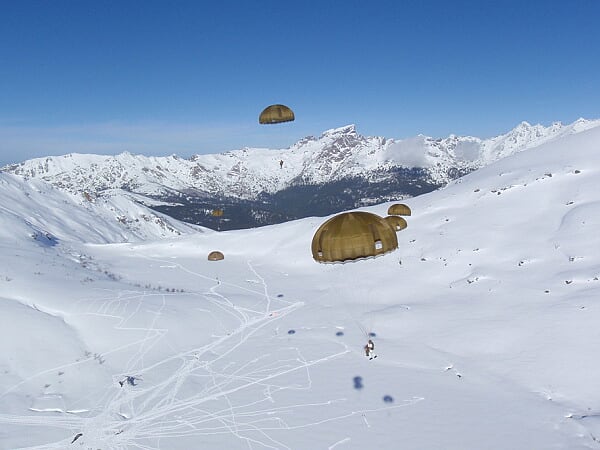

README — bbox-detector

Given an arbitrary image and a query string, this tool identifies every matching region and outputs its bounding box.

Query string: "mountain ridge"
[3,118,599,230]
[4,118,598,197]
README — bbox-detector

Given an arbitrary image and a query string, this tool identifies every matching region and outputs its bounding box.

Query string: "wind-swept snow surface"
[1,126,599,448]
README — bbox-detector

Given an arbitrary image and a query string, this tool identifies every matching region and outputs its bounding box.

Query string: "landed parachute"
[259,104,295,124]
[311,211,398,263]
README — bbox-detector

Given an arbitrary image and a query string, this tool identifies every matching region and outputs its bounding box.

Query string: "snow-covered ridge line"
[0,172,204,244]
[2,118,599,199]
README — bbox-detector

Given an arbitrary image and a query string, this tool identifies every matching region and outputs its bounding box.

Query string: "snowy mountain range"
[3,118,599,230]
[1,122,599,449]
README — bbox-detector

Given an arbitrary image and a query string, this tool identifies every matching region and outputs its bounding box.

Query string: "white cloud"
[385,136,428,167]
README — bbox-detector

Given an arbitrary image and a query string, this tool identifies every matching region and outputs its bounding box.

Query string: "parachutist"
[364,339,377,359]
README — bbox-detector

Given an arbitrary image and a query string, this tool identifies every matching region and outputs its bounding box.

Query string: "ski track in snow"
[0,257,414,449]
[329,436,351,449]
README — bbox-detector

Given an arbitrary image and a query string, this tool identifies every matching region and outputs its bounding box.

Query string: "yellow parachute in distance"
[384,215,408,232]
[311,211,398,263]
[211,209,224,217]
[387,203,412,216]
[207,251,224,261]
[259,104,295,124]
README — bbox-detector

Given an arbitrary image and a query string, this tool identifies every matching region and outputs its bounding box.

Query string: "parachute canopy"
[207,251,224,261]
[311,211,398,263]
[387,203,411,216]
[259,104,295,124]
[211,209,224,217]
[384,215,407,232]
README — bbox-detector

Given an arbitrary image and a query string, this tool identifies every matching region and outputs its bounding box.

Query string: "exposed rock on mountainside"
[3,119,599,230]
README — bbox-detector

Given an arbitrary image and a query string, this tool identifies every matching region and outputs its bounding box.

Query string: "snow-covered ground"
[1,126,599,449]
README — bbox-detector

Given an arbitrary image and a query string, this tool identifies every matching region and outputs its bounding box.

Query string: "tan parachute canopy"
[312,211,398,263]
[384,215,407,232]
[387,203,412,216]
[259,104,295,124]
[211,209,224,217]
[207,251,224,261]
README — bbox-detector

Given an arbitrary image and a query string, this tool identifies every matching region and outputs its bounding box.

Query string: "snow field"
[0,126,600,448]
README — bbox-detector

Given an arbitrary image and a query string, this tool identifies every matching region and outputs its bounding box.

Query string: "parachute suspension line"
[332,264,374,340]
[354,320,370,339]
[348,283,376,340]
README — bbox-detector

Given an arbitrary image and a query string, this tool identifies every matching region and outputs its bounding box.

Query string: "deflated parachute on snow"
[311,211,398,263]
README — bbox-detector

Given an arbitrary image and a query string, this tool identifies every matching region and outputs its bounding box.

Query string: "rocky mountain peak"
[3,119,599,202]
[320,124,357,138]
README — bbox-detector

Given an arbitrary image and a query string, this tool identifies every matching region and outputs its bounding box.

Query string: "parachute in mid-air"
[259,104,295,124]
[211,209,224,217]
[207,251,224,261]
[384,215,408,232]
[387,203,411,216]
[311,211,398,263]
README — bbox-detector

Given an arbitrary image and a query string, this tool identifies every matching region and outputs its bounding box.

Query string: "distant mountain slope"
[3,118,598,230]
[0,173,204,245]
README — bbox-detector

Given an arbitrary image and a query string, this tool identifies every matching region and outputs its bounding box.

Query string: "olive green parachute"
[384,215,407,232]
[259,104,295,124]
[387,203,412,216]
[207,251,224,261]
[311,211,398,263]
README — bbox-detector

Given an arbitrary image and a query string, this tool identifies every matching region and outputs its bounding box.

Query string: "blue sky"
[1,0,599,165]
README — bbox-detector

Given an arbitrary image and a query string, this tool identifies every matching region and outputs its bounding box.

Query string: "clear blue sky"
[1,0,599,166]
